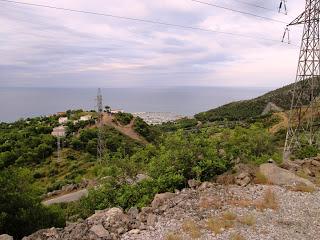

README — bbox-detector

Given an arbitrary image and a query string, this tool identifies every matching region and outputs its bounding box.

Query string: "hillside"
[195,79,320,122]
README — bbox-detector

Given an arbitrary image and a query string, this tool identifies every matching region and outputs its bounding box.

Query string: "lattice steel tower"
[284,0,320,157]
[96,88,105,160]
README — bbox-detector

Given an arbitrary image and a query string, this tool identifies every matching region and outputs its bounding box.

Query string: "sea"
[0,87,271,123]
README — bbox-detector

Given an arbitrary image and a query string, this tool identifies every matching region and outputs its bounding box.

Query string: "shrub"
[181,219,201,239]
[114,112,133,125]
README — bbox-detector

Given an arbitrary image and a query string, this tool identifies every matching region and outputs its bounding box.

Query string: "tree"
[0,168,65,239]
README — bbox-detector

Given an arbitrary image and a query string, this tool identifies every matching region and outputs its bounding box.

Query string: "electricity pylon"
[283,0,320,158]
[96,88,105,161]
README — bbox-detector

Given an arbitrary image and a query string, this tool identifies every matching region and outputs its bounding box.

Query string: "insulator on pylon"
[279,0,288,15]
[282,27,290,44]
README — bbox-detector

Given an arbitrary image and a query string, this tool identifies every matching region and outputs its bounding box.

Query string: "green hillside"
[195,79,320,122]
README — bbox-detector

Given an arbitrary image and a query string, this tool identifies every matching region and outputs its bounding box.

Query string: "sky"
[0,0,305,88]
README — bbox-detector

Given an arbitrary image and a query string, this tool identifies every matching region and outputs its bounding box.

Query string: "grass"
[181,219,202,239]
[254,171,269,185]
[199,196,222,209]
[222,211,237,221]
[296,170,309,179]
[165,232,182,240]
[238,214,256,226]
[291,183,316,193]
[229,189,279,211]
[230,233,246,240]
[256,189,279,210]
[207,214,235,235]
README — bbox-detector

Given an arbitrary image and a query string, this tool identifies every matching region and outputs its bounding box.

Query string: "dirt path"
[102,114,147,144]
[42,189,88,206]
[270,112,289,134]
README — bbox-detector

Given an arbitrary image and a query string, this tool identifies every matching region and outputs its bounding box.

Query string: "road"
[42,189,88,206]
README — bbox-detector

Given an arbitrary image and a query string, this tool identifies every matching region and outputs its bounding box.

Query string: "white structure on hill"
[80,115,92,121]
[58,117,68,124]
[111,109,124,114]
[51,126,66,137]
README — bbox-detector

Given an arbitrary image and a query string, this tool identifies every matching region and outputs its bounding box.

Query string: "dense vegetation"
[195,79,320,122]
[1,86,317,239]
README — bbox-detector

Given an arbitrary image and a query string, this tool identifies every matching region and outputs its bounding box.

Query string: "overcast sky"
[0,0,305,88]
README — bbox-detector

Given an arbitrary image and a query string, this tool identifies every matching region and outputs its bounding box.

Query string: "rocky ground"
[20,161,320,240]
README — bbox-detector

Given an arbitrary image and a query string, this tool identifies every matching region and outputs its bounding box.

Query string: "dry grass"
[182,219,202,239]
[291,183,316,193]
[229,189,279,211]
[199,196,222,209]
[222,211,237,221]
[230,233,246,240]
[206,215,235,234]
[256,189,279,210]
[253,171,269,185]
[296,170,309,179]
[165,232,183,240]
[238,214,256,226]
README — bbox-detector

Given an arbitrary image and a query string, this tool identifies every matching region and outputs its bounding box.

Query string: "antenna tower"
[96,88,105,160]
[283,0,320,158]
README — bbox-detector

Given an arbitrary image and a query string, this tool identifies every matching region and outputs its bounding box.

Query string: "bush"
[0,168,65,239]
[115,112,133,125]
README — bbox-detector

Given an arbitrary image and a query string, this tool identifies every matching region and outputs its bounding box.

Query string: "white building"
[111,109,124,114]
[51,126,66,137]
[80,115,92,121]
[58,117,68,124]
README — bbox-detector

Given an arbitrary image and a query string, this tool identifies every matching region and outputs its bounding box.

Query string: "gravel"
[122,185,320,240]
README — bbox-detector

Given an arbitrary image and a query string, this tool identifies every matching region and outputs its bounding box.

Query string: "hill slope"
[195,80,320,122]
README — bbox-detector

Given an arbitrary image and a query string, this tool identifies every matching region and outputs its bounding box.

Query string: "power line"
[189,0,288,24]
[229,0,276,12]
[0,0,292,45]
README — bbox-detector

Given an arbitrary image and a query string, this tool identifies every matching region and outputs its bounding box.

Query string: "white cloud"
[0,0,306,87]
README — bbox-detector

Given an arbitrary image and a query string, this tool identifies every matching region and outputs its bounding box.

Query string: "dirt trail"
[270,112,289,134]
[102,114,147,144]
[42,189,88,206]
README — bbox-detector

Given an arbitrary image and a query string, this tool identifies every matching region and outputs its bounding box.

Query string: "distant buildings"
[80,115,92,121]
[51,126,66,137]
[110,109,124,114]
[132,112,184,125]
[58,117,68,124]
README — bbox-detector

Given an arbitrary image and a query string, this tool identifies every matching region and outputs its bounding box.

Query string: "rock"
[235,172,251,187]
[146,214,157,226]
[281,160,300,171]
[151,192,175,209]
[260,163,315,188]
[0,234,13,240]
[127,229,140,235]
[127,207,139,219]
[90,224,110,238]
[198,181,212,190]
[311,160,320,167]
[135,174,151,183]
[188,179,201,188]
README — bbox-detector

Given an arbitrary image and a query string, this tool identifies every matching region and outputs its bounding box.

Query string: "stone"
[187,179,201,188]
[259,163,315,188]
[311,160,320,167]
[235,172,251,186]
[0,234,13,240]
[127,207,139,219]
[135,174,151,183]
[128,229,140,235]
[151,192,175,209]
[146,214,157,226]
[90,224,110,238]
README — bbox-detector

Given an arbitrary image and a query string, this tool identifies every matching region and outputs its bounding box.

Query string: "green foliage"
[0,168,65,239]
[220,124,276,164]
[157,118,198,132]
[295,145,319,159]
[133,117,159,142]
[114,112,133,125]
[195,80,320,122]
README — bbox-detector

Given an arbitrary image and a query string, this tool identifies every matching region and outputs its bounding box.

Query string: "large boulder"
[151,192,175,209]
[259,163,315,188]
[0,234,13,240]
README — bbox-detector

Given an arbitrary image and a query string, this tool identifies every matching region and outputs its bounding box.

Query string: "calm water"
[0,87,270,122]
